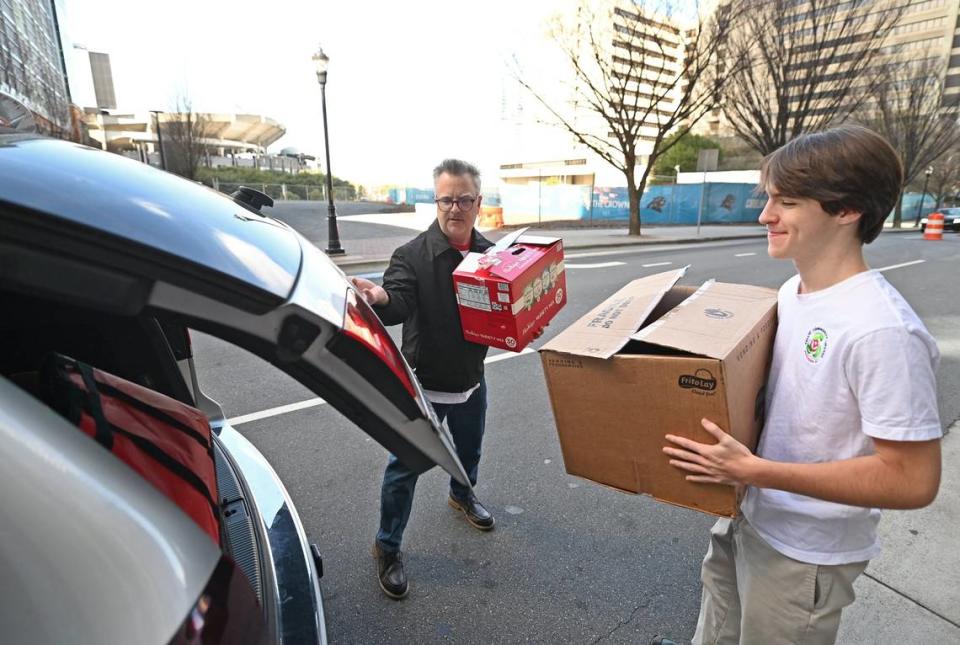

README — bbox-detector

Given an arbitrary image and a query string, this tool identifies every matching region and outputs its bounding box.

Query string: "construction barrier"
[479,205,504,228]
[924,212,944,241]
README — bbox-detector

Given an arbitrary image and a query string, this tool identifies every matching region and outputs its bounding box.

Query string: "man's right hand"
[350,276,389,306]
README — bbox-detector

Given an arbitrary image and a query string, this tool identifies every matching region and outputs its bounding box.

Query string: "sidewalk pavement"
[837,420,959,643]
[326,212,921,271]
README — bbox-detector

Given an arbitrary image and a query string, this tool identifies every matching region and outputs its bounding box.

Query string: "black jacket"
[373,220,494,393]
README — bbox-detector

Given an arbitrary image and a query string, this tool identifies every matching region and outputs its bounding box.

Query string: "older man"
[351,158,497,600]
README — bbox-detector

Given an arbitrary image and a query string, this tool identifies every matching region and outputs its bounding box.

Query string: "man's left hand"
[663,418,758,486]
[531,324,549,341]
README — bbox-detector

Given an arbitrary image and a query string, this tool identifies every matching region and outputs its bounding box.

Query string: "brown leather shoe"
[447,493,495,531]
[372,541,408,599]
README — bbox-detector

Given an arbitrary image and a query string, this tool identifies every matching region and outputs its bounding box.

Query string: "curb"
[330,232,769,271]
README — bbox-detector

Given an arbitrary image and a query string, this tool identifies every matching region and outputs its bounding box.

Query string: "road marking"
[228,398,326,426]
[735,252,756,257]
[642,261,672,268]
[563,238,762,260]
[565,261,626,269]
[877,259,925,272]
[486,347,535,363]
[227,347,535,426]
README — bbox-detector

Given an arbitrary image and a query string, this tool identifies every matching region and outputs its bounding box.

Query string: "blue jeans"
[376,378,487,552]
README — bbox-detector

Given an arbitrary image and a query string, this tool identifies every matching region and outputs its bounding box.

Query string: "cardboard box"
[539,267,777,517]
[453,233,567,352]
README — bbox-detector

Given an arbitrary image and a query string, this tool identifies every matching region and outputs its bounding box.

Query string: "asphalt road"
[269,201,415,242]
[190,232,959,644]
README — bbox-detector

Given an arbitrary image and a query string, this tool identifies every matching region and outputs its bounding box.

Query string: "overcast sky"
[63,0,566,186]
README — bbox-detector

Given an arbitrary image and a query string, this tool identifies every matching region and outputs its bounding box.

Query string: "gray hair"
[433,158,481,193]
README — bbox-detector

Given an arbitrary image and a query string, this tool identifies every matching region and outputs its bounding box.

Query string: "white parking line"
[227,347,536,426]
[565,261,626,269]
[877,259,926,272]
[228,398,326,426]
[735,252,756,257]
[642,261,673,268]
[486,347,535,363]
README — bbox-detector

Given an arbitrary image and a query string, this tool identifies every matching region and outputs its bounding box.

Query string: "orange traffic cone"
[924,212,944,241]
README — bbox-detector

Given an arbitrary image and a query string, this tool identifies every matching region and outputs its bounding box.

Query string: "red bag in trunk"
[41,353,221,546]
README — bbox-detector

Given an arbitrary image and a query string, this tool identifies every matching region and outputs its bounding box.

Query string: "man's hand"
[350,276,389,306]
[663,418,759,486]
[531,323,549,341]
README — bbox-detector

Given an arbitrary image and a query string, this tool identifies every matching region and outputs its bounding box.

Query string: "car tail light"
[168,557,267,645]
[341,289,417,398]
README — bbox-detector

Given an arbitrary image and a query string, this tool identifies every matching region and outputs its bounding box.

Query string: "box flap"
[516,234,561,246]
[540,267,687,359]
[454,251,484,276]
[630,281,777,359]
[485,227,529,255]
[486,243,553,281]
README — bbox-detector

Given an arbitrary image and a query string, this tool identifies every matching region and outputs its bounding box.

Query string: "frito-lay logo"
[678,369,717,392]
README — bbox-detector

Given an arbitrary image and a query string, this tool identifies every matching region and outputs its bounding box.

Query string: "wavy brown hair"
[760,125,903,244]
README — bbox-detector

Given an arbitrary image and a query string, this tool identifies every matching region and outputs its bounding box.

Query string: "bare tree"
[861,59,960,227]
[514,0,743,236]
[723,0,906,156]
[163,97,211,181]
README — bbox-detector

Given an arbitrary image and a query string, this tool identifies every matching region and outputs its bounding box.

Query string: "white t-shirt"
[741,270,942,565]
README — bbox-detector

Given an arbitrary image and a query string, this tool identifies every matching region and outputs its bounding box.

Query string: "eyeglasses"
[435,196,477,211]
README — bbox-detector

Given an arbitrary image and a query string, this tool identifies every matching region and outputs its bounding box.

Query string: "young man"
[351,159,496,600]
[663,125,942,644]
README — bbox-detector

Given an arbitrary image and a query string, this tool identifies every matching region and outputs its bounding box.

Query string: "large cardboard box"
[539,267,777,517]
[453,233,566,352]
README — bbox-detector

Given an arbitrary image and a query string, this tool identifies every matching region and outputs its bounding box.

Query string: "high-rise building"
[696,0,960,139]
[0,0,72,135]
[68,44,117,110]
[500,0,688,188]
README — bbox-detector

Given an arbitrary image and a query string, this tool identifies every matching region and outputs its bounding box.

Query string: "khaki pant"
[692,515,868,645]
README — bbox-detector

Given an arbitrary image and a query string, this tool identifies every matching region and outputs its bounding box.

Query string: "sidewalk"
[837,420,959,643]
[326,212,920,271]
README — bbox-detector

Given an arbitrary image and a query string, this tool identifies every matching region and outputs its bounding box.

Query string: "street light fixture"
[312,46,345,256]
[148,110,167,171]
[914,165,934,227]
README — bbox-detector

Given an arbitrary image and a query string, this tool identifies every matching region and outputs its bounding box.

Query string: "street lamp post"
[149,110,166,171]
[914,166,934,227]
[313,46,345,256]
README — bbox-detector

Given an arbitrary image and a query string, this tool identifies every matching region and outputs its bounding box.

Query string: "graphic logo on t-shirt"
[803,327,828,363]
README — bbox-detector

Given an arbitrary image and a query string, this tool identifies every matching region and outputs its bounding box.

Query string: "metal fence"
[205,180,358,202]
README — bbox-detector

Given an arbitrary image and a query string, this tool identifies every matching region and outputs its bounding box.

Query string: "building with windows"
[695,0,960,139]
[68,44,117,110]
[0,0,73,136]
[500,0,689,192]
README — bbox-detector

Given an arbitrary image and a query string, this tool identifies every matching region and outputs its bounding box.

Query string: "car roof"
[0,135,302,307]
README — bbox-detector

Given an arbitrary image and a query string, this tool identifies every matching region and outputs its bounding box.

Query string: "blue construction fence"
[387,184,936,225]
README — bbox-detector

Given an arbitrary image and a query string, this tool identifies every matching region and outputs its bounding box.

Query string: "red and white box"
[453,233,567,352]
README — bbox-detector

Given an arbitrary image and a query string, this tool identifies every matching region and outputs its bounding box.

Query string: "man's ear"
[477,194,483,209]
